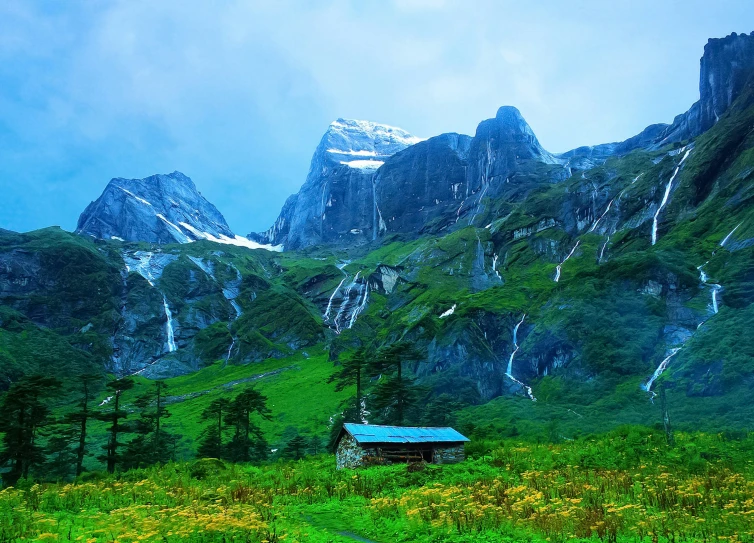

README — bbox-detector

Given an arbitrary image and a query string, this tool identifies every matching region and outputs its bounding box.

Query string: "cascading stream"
[323,277,347,323]
[589,198,615,233]
[599,236,610,263]
[504,314,536,401]
[163,296,177,352]
[506,314,526,375]
[348,283,370,329]
[333,272,365,333]
[651,149,691,245]
[720,223,742,247]
[642,348,681,393]
[554,241,581,282]
[698,262,721,315]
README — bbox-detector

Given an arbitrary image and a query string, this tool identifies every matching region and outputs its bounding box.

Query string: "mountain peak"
[76,172,234,245]
[326,118,423,150]
[495,105,523,120]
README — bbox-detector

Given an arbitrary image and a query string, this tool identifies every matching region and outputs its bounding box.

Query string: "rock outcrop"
[77,171,275,249]
[249,119,422,250]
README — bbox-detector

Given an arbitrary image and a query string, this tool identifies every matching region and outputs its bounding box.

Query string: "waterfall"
[554,241,581,282]
[643,348,681,392]
[588,198,615,233]
[492,254,502,280]
[323,277,347,322]
[599,236,610,263]
[507,374,537,401]
[506,314,526,375]
[225,339,235,364]
[720,223,742,247]
[347,283,369,329]
[698,262,722,315]
[651,149,691,246]
[163,296,177,352]
[333,272,361,333]
[504,314,536,401]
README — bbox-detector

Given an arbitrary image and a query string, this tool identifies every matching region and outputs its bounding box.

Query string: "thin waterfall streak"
[163,296,176,352]
[324,277,347,322]
[720,223,742,247]
[506,314,526,376]
[555,241,581,282]
[652,149,691,245]
[599,236,610,262]
[589,198,614,233]
[643,348,681,392]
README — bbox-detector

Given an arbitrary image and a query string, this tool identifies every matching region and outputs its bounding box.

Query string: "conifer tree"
[329,348,368,422]
[0,375,61,485]
[369,342,425,425]
[123,380,173,468]
[282,434,308,460]
[197,398,230,459]
[225,388,270,462]
[97,378,134,474]
[63,374,100,476]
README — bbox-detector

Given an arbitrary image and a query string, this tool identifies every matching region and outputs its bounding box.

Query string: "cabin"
[335,423,470,469]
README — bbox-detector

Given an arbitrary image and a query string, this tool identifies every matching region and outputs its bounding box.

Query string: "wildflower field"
[2,429,753,543]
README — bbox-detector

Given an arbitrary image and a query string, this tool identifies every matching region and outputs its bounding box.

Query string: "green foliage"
[2,430,753,542]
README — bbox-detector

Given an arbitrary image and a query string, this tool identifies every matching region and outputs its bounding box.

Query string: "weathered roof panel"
[343,423,470,444]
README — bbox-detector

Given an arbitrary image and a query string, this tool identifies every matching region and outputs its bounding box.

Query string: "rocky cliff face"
[77,171,259,247]
[249,119,423,250]
[257,107,569,249]
[373,133,471,236]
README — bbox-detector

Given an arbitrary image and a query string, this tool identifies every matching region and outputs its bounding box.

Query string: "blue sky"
[1,1,752,236]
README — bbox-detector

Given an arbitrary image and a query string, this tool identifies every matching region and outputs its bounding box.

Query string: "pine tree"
[329,348,368,423]
[369,342,425,425]
[371,374,426,426]
[197,398,230,459]
[123,381,173,469]
[97,378,134,474]
[63,374,100,477]
[282,434,308,460]
[0,375,61,485]
[225,388,270,462]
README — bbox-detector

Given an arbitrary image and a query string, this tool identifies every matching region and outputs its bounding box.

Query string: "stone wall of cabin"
[336,433,377,469]
[337,434,467,469]
[433,445,465,464]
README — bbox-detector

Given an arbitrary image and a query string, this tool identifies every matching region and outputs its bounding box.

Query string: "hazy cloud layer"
[1,0,751,235]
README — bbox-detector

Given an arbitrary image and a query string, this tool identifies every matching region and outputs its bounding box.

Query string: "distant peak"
[327,118,423,146]
[496,105,523,120]
[494,105,532,131]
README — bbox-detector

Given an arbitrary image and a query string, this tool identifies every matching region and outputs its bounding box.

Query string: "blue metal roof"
[343,423,469,445]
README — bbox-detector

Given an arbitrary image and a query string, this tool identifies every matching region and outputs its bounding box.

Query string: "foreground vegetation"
[2,428,753,543]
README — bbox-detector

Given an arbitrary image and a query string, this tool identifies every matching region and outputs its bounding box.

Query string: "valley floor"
[2,429,753,543]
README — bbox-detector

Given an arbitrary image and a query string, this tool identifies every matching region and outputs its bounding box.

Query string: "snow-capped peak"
[322,118,424,164]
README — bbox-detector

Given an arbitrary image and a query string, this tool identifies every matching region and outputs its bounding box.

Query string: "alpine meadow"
[1,6,754,542]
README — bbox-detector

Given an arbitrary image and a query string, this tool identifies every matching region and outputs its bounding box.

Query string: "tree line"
[0,340,479,486]
[0,374,271,487]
